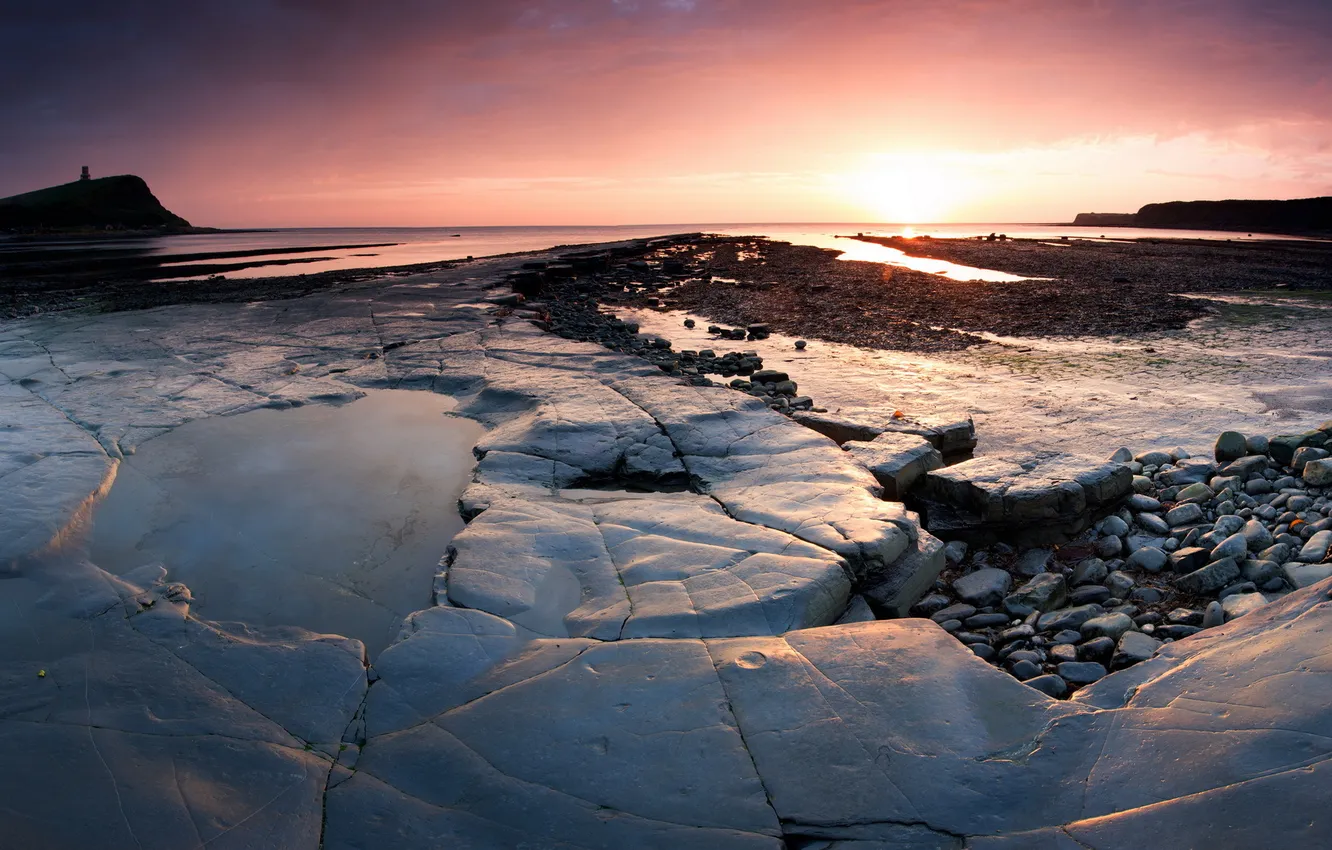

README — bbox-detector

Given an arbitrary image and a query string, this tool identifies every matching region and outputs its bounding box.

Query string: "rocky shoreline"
[504,242,1332,698]
[3,239,1332,847]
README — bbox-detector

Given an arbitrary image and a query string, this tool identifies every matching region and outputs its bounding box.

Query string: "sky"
[3,0,1331,227]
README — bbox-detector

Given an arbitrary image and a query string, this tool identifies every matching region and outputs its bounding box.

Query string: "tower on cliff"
[80,166,90,181]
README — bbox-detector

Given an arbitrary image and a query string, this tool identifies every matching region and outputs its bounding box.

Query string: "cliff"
[0,175,192,231]
[1071,196,1332,236]
[1134,196,1332,234]
[1072,212,1138,227]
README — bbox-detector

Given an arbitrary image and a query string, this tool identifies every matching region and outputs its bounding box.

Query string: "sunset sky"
[4,1,1331,227]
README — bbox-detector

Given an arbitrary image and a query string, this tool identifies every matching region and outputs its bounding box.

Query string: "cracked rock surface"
[2,250,1330,848]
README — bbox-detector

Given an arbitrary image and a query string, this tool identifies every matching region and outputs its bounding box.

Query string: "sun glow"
[844,155,974,223]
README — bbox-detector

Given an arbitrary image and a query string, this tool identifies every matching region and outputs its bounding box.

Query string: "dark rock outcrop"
[0,174,191,231]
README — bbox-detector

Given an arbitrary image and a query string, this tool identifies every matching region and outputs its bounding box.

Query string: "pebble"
[1128,546,1168,572]
[1057,661,1108,685]
[953,568,1014,608]
[1070,558,1108,587]
[1069,585,1112,606]
[1080,613,1135,642]
[1010,660,1043,681]
[1050,644,1079,663]
[930,603,977,623]
[1112,631,1162,668]
[1026,674,1068,698]
[964,613,1011,629]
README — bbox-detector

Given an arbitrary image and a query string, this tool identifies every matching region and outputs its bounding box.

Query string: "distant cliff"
[0,175,192,232]
[1071,212,1138,227]
[1072,196,1332,236]
[1135,197,1332,234]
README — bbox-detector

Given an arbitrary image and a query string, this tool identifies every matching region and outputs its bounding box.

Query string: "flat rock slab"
[611,378,944,610]
[445,492,851,640]
[918,452,1133,545]
[329,637,784,850]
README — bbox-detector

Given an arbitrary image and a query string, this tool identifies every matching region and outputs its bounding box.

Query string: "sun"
[848,156,971,223]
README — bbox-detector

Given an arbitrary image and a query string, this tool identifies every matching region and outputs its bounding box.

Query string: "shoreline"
[3,241,1331,846]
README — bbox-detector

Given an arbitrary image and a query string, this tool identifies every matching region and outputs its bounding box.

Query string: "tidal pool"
[87,389,484,657]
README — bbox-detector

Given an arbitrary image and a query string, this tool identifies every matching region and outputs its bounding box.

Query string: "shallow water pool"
[87,389,484,657]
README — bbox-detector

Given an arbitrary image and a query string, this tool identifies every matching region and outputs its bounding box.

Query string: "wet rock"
[1246,434,1270,455]
[1270,432,1327,466]
[1129,548,1172,575]
[1221,591,1278,620]
[1135,450,1173,467]
[931,603,978,623]
[1014,547,1054,576]
[1025,674,1067,698]
[1070,585,1112,606]
[965,612,1011,629]
[1080,613,1135,642]
[1297,530,1332,563]
[953,568,1014,608]
[1165,503,1204,527]
[943,540,969,566]
[1070,558,1108,587]
[1283,562,1332,588]
[1175,482,1214,504]
[1112,631,1162,669]
[1174,557,1241,596]
[1056,661,1108,685]
[1304,459,1332,487]
[1137,512,1171,535]
[1105,570,1136,598]
[1128,494,1162,512]
[1003,573,1069,617]
[1214,431,1248,463]
[1037,604,1106,632]
[1169,547,1209,574]
[1209,533,1249,561]
[911,593,952,617]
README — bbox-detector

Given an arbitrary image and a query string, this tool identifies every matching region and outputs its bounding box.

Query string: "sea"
[2,222,1323,283]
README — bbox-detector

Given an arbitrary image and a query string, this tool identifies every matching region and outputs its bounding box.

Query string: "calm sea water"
[3,222,1322,282]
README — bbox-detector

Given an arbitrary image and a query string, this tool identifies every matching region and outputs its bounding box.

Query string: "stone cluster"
[509,244,822,414]
[911,422,1332,698]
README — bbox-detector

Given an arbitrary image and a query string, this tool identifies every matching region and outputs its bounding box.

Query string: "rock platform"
[2,250,1330,848]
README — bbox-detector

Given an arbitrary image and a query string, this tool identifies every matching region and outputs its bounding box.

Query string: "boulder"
[917,452,1133,546]
[1165,503,1204,528]
[1297,531,1332,564]
[1174,557,1242,596]
[1080,613,1135,642]
[1111,630,1162,668]
[953,568,1014,608]
[843,433,943,500]
[1037,603,1106,632]
[1128,546,1169,573]
[1003,573,1069,617]
[1214,431,1248,463]
[1304,459,1332,487]
[1270,431,1326,466]
[1292,446,1330,472]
